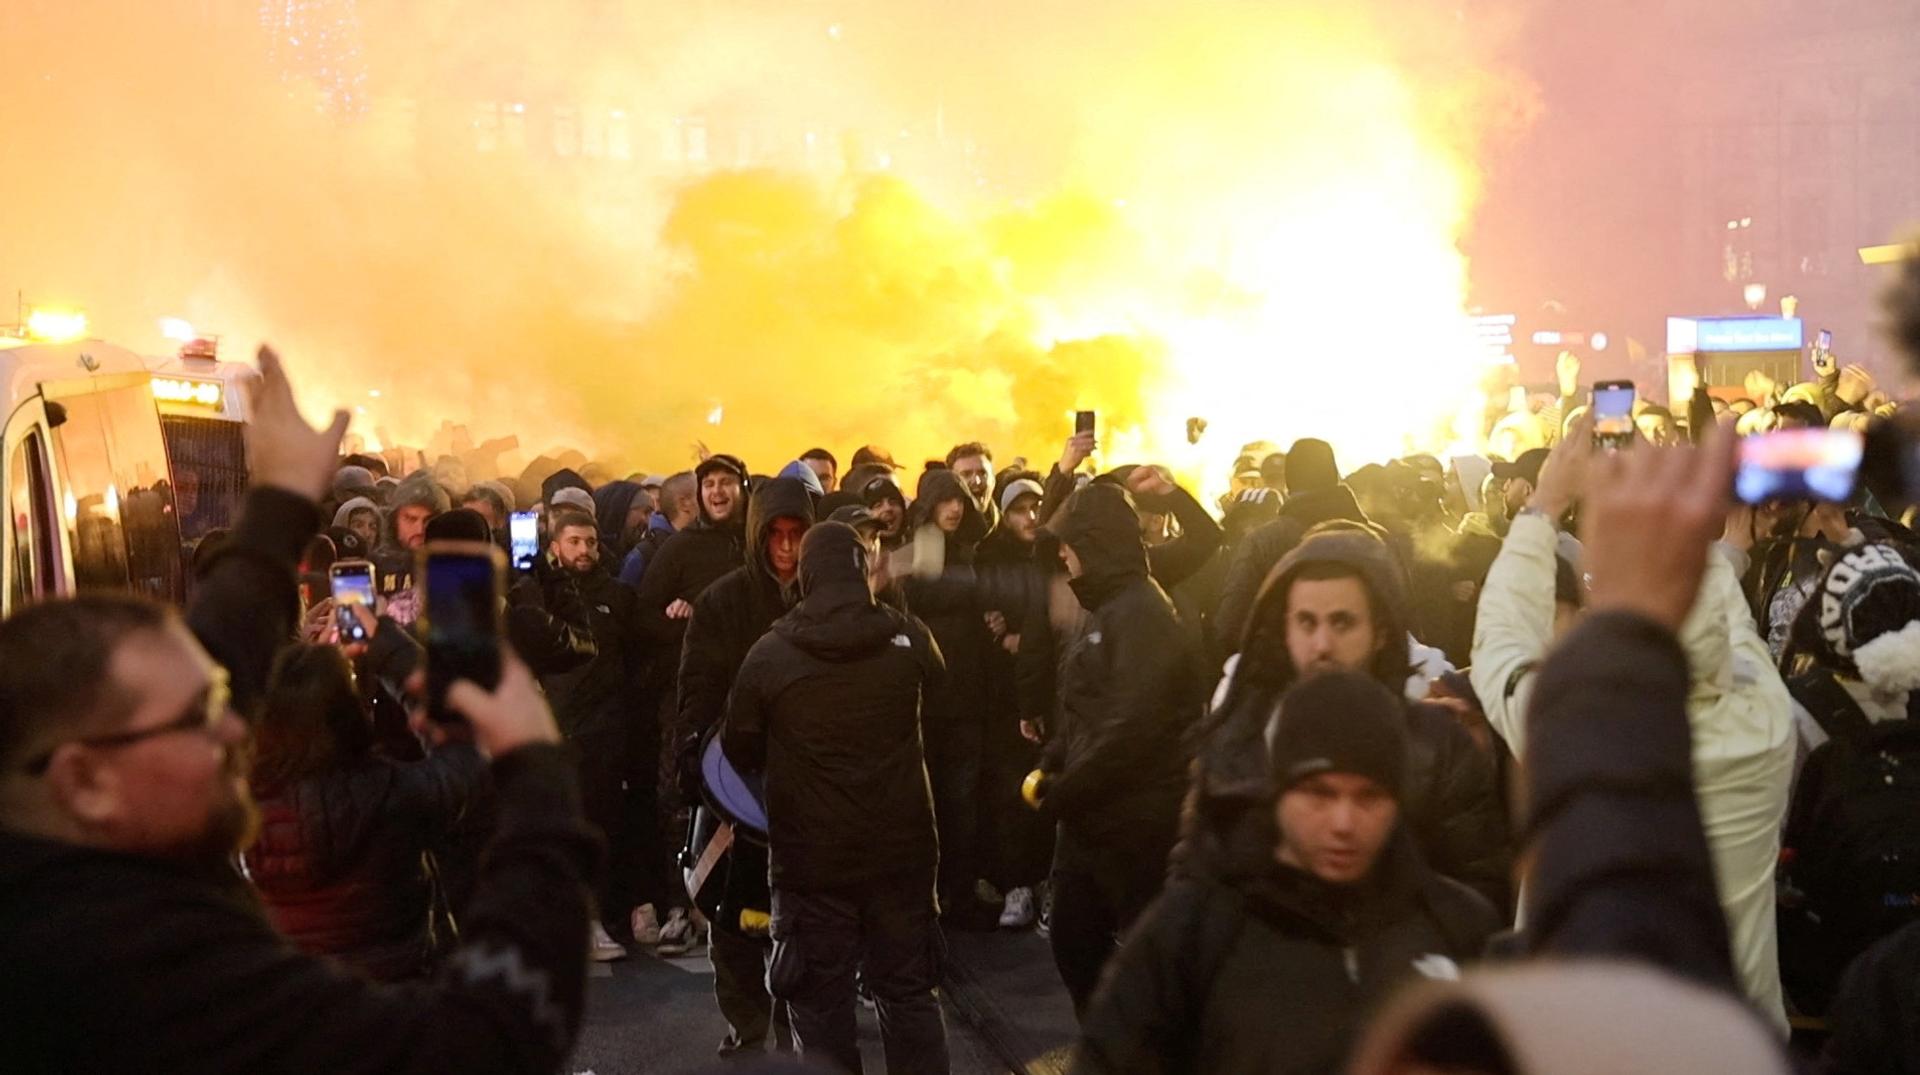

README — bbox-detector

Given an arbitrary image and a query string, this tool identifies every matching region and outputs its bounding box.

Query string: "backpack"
[1779,670,1920,1014]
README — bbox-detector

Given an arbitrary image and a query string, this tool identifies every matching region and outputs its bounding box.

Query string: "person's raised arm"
[186,346,348,716]
[1522,429,1742,995]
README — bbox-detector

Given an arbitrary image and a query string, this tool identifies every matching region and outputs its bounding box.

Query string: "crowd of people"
[5,256,1920,1074]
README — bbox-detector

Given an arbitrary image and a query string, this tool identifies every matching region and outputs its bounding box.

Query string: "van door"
[2,401,70,615]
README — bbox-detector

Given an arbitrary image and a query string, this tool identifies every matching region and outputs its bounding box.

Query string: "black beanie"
[1269,671,1407,799]
[1285,438,1341,496]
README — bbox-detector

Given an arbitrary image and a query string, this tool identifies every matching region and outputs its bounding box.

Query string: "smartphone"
[1075,410,1096,437]
[420,542,506,723]
[1735,427,1864,505]
[329,559,375,644]
[508,510,540,574]
[1592,380,1636,450]
[1817,329,1833,352]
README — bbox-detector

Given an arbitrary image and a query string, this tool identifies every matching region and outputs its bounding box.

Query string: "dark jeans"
[711,921,791,1055]
[926,718,984,906]
[769,873,950,1075]
[1049,820,1174,1019]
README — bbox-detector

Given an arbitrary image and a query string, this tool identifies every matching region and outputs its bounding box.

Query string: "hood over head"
[693,453,751,528]
[744,476,817,575]
[540,468,592,506]
[860,474,908,512]
[776,522,901,660]
[1241,528,1412,694]
[383,474,452,546]
[331,496,379,531]
[908,469,989,550]
[1279,483,1370,532]
[777,459,827,500]
[478,479,518,513]
[332,465,376,500]
[1047,482,1149,611]
[591,480,647,549]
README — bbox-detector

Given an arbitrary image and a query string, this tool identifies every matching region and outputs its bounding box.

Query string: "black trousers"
[568,725,628,917]
[1048,820,1174,1019]
[711,922,791,1055]
[769,873,950,1075]
[980,715,1052,893]
[925,718,984,907]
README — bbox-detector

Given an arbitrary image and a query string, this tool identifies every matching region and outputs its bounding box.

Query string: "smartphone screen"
[1817,329,1833,352]
[1592,381,1636,448]
[421,543,505,723]
[1735,428,1864,505]
[509,510,540,574]
[329,560,375,644]
[1074,410,1096,436]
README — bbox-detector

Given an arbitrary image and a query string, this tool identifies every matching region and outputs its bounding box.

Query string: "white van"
[0,336,188,612]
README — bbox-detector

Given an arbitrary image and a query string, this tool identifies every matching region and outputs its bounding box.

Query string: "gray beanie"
[333,465,376,496]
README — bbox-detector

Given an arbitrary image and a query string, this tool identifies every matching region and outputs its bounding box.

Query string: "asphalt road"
[565,940,1018,1075]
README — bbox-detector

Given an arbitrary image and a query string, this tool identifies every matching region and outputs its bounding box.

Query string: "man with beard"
[947,441,997,527]
[975,476,1055,929]
[1190,528,1513,910]
[508,507,647,963]
[678,475,815,1060]
[0,348,601,1074]
[633,454,751,955]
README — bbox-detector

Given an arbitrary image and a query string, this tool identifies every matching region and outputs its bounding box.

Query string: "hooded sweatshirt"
[1039,484,1205,844]
[1193,531,1512,908]
[776,459,826,500]
[331,497,378,532]
[724,523,945,890]
[675,477,817,756]
[590,480,647,561]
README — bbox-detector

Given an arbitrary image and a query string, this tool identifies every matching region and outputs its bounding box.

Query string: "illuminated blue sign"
[1667,316,1803,354]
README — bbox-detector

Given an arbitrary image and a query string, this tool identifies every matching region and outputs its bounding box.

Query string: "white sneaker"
[999,887,1037,930]
[590,921,628,963]
[656,908,700,957]
[631,904,663,947]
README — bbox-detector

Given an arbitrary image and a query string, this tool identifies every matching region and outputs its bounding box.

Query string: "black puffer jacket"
[1041,483,1205,845]
[245,746,488,981]
[724,523,946,891]
[1190,531,1513,909]
[1073,828,1496,1075]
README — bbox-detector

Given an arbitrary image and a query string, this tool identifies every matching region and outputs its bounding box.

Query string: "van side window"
[51,382,184,602]
[8,432,56,607]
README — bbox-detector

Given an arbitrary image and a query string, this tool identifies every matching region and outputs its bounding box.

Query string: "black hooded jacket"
[1073,827,1496,1075]
[724,523,946,891]
[590,480,647,563]
[675,477,816,759]
[1189,531,1513,909]
[634,461,749,651]
[1040,484,1206,845]
[901,469,994,731]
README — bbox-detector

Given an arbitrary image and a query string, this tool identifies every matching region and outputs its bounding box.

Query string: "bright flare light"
[159,317,197,343]
[25,309,88,342]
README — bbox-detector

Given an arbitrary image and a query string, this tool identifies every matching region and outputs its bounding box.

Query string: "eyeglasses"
[22,668,232,776]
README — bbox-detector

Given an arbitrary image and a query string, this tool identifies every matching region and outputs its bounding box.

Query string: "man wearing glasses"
[0,349,602,1075]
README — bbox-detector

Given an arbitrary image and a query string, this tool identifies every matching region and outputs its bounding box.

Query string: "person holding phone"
[0,346,603,1074]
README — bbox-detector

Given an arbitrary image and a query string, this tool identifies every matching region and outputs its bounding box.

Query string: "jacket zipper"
[1343,946,1360,984]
